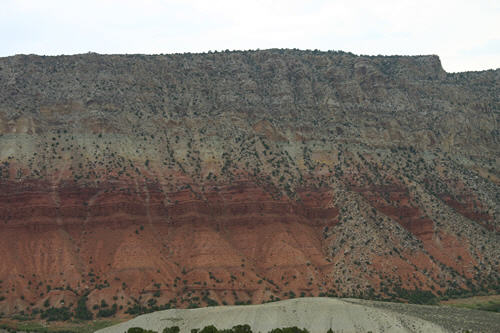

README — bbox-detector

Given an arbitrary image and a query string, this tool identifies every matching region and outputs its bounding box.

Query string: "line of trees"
[127,325,316,333]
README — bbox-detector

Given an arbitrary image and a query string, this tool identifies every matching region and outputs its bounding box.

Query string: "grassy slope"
[0,319,124,333]
[441,294,500,313]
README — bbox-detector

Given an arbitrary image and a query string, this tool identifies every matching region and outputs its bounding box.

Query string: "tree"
[200,325,219,333]
[163,327,180,333]
[74,296,93,320]
[232,325,252,333]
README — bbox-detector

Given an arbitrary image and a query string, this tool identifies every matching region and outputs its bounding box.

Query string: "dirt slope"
[96,297,448,333]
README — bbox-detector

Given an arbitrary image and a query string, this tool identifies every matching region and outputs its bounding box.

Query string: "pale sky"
[1,0,499,72]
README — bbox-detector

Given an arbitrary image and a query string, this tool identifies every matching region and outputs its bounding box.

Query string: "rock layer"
[0,50,498,317]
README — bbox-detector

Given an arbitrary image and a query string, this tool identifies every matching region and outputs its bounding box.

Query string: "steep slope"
[0,50,498,318]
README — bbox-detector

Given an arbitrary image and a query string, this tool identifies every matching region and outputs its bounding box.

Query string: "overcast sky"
[1,0,498,72]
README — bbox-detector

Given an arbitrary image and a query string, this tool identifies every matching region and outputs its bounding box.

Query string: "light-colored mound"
[96,298,447,333]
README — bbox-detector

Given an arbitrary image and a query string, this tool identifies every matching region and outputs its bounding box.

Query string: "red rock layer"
[0,176,494,317]
[0,179,341,315]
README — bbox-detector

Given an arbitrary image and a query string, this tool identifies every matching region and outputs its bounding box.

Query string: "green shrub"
[394,288,438,305]
[163,327,180,333]
[231,325,252,333]
[126,304,148,315]
[127,328,157,333]
[40,306,71,321]
[74,296,93,320]
[98,304,117,317]
[269,328,309,333]
[200,325,218,333]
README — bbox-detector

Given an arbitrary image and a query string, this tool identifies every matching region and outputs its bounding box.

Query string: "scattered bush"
[40,306,71,321]
[98,303,117,317]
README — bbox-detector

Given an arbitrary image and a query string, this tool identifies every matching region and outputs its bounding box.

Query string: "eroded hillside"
[0,50,498,318]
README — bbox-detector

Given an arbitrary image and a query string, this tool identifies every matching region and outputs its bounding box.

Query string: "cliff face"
[0,50,498,317]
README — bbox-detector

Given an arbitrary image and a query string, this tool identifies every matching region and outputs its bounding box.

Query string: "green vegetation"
[447,299,500,313]
[74,296,93,320]
[393,288,438,305]
[98,304,117,317]
[268,328,310,333]
[162,326,180,333]
[40,307,71,321]
[128,328,157,333]
[127,325,311,333]
[0,319,121,333]
[125,301,173,315]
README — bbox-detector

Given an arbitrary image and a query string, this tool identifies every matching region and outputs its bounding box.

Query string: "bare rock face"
[0,49,498,318]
